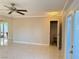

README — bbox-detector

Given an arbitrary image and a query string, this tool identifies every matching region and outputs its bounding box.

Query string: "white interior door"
[73,11,79,59]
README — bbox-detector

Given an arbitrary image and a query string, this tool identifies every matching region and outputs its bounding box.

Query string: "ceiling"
[0,0,73,17]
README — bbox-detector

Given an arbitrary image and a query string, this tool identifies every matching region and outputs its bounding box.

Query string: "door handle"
[70,50,73,54]
[70,45,73,54]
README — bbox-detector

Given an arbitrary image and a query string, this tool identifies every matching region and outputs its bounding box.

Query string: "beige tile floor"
[0,44,63,59]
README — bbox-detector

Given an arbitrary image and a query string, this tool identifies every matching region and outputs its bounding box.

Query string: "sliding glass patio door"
[0,22,8,46]
[65,10,79,59]
[73,11,79,59]
[66,15,72,59]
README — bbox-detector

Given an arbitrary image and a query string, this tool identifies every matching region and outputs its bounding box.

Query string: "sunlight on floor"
[0,38,8,46]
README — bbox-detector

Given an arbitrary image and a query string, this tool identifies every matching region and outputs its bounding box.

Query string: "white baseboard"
[13,41,49,46]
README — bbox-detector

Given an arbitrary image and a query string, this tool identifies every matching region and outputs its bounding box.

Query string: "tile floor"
[0,44,63,59]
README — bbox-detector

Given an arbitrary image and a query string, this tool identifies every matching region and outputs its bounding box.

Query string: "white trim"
[57,20,60,49]
[13,41,49,46]
[61,0,69,13]
[6,15,48,18]
[50,19,59,21]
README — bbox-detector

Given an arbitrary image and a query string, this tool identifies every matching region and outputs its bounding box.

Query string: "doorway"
[50,21,60,49]
[0,22,8,46]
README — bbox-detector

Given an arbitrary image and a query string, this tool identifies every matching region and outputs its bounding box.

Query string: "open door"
[50,20,60,49]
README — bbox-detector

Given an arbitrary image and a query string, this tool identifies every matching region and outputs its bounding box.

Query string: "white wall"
[0,16,60,46]
[13,17,50,45]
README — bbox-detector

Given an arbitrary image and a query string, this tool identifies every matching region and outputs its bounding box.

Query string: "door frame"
[50,19,60,49]
[65,11,74,59]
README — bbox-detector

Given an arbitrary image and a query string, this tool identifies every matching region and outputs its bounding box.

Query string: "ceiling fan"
[4,3,27,15]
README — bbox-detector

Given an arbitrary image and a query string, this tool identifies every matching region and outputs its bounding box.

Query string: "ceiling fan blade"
[17,10,27,12]
[4,5,11,9]
[8,10,14,14]
[16,11,25,15]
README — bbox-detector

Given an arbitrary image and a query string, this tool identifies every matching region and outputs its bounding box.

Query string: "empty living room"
[0,0,79,59]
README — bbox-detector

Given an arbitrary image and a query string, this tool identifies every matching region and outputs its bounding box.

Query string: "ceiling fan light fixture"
[4,3,28,15]
[11,3,15,6]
